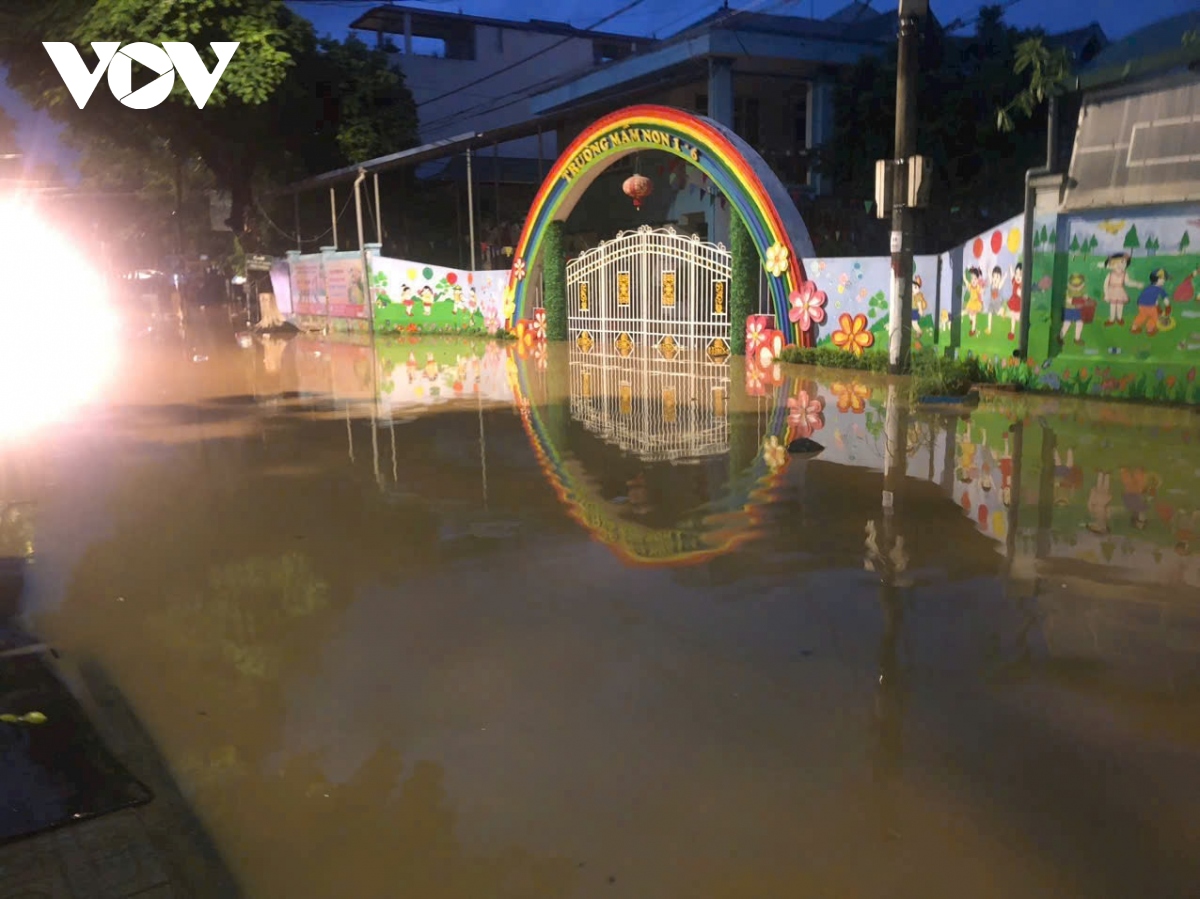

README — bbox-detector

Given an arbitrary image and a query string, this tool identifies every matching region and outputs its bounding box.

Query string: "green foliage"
[996,36,1072,132]
[1183,232,1192,253]
[828,7,1057,237]
[0,0,418,242]
[777,345,890,372]
[542,221,568,340]
[1124,224,1141,250]
[730,213,755,355]
[908,351,990,400]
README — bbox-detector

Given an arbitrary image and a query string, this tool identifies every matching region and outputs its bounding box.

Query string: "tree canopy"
[822,5,1067,249]
[0,0,418,250]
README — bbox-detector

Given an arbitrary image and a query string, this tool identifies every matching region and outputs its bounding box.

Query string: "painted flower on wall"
[788,390,826,436]
[764,242,789,278]
[830,313,874,356]
[762,435,788,472]
[830,381,871,414]
[788,281,828,332]
[512,257,527,281]
[532,307,547,341]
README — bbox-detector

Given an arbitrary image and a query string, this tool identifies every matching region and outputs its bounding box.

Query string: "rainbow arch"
[504,105,817,347]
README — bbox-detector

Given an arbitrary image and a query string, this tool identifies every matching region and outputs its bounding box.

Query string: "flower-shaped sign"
[830,313,875,357]
[788,281,827,332]
[746,318,767,353]
[764,242,789,278]
[532,307,547,341]
[512,257,527,282]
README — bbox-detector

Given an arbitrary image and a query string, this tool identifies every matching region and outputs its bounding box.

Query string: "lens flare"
[0,200,118,441]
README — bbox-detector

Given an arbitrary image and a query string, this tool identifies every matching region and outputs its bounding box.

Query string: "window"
[407,21,476,59]
[593,40,634,64]
[794,98,808,146]
[695,93,708,116]
[734,97,759,145]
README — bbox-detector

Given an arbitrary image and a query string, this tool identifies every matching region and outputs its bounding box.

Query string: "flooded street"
[5,310,1200,898]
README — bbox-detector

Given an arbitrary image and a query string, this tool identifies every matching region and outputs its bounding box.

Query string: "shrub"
[777,345,890,372]
[908,351,991,399]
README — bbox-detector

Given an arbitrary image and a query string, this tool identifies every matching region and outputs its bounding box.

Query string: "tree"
[996,36,1071,133]
[825,6,1059,250]
[1088,234,1099,254]
[1183,231,1192,254]
[1124,225,1141,251]
[1070,234,1081,254]
[0,1,418,244]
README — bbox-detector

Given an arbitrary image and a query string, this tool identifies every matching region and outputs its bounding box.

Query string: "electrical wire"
[255,190,354,246]
[414,0,649,109]
[416,0,782,135]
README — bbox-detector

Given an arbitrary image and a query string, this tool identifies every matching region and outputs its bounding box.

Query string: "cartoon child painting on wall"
[1173,265,1200,306]
[400,285,414,316]
[964,267,985,337]
[420,286,435,316]
[1102,251,1143,326]
[1131,268,1172,336]
[912,274,928,348]
[1005,263,1023,341]
[987,266,1005,335]
[1060,273,1091,346]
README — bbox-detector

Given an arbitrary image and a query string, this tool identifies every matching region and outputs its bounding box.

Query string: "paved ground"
[0,657,240,899]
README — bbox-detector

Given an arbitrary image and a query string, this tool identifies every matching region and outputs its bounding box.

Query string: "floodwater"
[4,308,1200,898]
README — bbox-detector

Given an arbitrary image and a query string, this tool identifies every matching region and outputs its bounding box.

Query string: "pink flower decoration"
[532,307,547,341]
[746,318,767,352]
[512,257,527,281]
[788,281,828,331]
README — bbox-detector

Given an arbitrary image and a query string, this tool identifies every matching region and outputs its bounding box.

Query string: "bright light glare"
[0,200,118,442]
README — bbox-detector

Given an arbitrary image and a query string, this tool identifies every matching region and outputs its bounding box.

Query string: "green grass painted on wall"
[730,213,756,356]
[543,221,568,340]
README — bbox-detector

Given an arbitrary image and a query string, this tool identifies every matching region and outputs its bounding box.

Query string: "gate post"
[544,221,568,340]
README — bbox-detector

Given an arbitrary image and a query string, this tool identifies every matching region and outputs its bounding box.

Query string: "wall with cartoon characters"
[281,245,509,336]
[1017,204,1200,402]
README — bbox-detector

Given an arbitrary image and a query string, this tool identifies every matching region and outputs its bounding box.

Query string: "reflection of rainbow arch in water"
[509,355,790,567]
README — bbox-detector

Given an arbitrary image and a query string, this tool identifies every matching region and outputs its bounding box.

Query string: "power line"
[414,0,649,109]
[416,0,783,135]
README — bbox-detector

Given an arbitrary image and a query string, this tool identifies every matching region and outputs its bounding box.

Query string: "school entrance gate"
[566,225,732,363]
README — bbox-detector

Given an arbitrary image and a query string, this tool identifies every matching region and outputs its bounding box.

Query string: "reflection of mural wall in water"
[954,396,1200,587]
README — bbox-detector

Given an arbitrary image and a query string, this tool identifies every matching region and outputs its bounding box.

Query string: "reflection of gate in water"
[568,346,730,462]
[566,225,731,361]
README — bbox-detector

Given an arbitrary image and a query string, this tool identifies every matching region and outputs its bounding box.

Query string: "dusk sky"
[4,0,1195,180]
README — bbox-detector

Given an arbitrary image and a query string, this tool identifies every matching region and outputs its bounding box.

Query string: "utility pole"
[887,0,927,375]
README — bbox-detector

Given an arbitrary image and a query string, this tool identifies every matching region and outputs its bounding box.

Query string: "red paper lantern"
[623,174,653,209]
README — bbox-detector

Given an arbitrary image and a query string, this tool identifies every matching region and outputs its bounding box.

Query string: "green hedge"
[777,346,890,371]
[730,213,756,355]
[543,221,567,340]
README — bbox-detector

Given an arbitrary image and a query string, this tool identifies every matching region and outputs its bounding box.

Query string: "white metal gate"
[566,225,731,363]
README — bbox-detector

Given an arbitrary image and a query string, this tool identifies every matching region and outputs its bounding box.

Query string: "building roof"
[1043,21,1107,66]
[349,4,650,44]
[1075,10,1200,91]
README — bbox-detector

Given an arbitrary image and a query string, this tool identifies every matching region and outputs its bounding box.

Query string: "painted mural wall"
[800,254,945,354]
[956,215,1027,365]
[282,248,509,336]
[1039,205,1200,402]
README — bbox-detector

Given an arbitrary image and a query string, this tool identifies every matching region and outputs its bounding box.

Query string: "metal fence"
[566,225,732,363]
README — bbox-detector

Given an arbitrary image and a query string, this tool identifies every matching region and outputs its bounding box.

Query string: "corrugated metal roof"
[1063,75,1200,210]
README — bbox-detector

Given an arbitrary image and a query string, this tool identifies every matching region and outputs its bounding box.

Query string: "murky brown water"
[4,308,1200,898]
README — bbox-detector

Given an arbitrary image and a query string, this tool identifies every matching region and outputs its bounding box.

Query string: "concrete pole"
[466,148,477,271]
[329,186,339,250]
[354,170,375,333]
[293,193,302,252]
[887,0,926,375]
[373,173,383,246]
